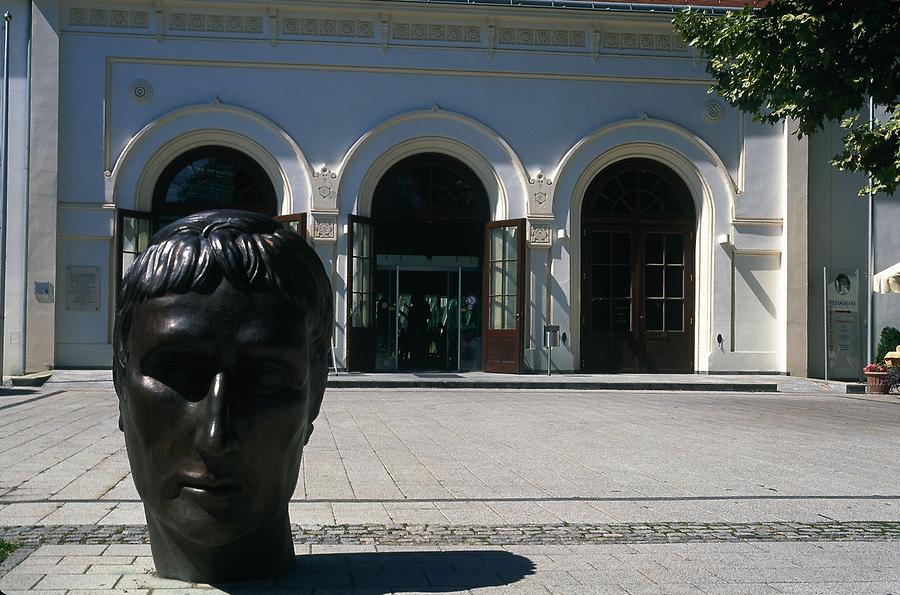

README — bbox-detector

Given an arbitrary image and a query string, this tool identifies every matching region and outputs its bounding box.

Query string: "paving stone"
[0,573,44,590]
[34,573,121,589]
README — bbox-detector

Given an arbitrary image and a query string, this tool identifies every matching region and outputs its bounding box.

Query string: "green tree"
[673,1,899,196]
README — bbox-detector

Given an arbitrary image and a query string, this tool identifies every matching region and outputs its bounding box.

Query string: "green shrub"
[0,538,17,564]
[876,326,900,362]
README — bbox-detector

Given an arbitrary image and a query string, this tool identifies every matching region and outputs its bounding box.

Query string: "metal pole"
[866,95,875,365]
[395,265,399,372]
[547,344,552,376]
[823,266,829,380]
[0,13,12,385]
[457,267,461,372]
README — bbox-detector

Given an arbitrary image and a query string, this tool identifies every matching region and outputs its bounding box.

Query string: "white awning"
[875,261,900,294]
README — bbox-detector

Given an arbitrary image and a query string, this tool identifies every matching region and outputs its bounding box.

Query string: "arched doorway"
[116,145,279,287]
[580,158,696,373]
[348,153,491,371]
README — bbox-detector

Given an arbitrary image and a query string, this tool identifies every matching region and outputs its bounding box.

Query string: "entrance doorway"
[374,258,482,372]
[347,153,492,372]
[580,158,696,373]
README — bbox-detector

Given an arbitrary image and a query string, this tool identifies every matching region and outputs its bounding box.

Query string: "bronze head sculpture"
[113,210,333,582]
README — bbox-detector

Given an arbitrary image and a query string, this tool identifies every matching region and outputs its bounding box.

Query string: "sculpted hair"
[113,210,333,380]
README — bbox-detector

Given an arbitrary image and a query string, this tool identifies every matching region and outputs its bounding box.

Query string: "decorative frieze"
[498,27,586,48]
[282,17,374,38]
[392,23,481,43]
[69,8,149,29]
[602,31,688,54]
[311,213,338,243]
[169,13,264,34]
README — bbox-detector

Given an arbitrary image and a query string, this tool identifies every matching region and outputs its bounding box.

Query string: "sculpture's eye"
[147,355,213,402]
[250,363,287,393]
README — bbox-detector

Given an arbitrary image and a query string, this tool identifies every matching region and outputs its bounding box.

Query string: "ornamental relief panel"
[169,13,264,34]
[498,27,586,48]
[528,173,554,216]
[311,213,338,243]
[392,23,481,44]
[69,8,149,29]
[312,167,338,210]
[282,17,374,38]
[528,220,553,248]
[602,31,689,55]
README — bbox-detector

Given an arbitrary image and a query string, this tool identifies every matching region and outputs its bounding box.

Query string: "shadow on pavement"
[212,550,535,593]
[0,388,40,397]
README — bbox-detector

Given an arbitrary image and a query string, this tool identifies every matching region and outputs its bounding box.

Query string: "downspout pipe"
[0,12,11,384]
[866,95,874,365]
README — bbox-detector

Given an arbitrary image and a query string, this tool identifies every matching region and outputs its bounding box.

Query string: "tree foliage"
[673,1,900,196]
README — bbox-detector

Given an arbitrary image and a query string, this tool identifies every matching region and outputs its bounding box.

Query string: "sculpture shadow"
[212,550,535,594]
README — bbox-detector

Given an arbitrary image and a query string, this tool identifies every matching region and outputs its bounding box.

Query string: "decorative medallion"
[130,80,153,103]
[704,101,724,123]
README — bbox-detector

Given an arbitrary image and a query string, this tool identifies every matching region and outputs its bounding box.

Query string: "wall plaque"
[65,266,102,312]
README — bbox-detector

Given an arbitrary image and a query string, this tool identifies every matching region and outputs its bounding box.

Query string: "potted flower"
[864,362,890,394]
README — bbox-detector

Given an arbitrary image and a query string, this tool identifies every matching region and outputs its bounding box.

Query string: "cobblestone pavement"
[1,383,899,592]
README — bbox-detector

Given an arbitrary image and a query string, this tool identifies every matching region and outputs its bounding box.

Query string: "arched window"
[584,158,694,220]
[152,145,277,225]
[373,153,490,221]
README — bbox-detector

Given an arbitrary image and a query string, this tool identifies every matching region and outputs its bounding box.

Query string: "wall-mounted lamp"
[342,223,349,235]
[556,228,567,240]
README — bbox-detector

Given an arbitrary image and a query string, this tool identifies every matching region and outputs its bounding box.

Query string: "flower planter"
[865,371,890,394]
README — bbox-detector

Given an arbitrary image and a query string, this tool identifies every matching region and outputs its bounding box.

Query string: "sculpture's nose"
[196,372,239,457]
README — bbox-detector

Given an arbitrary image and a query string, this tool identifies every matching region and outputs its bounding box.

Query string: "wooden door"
[640,227,694,372]
[347,215,375,371]
[581,224,694,372]
[483,219,525,374]
[582,227,639,372]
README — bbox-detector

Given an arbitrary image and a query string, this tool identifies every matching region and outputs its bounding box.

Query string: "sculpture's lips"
[177,475,244,502]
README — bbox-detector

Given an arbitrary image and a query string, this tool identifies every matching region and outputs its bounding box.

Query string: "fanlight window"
[373,153,489,220]
[152,146,277,217]
[585,158,694,219]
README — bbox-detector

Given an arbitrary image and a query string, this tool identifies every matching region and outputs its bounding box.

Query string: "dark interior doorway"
[348,153,490,372]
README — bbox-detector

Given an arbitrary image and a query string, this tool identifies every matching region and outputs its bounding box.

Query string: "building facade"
[1,0,896,377]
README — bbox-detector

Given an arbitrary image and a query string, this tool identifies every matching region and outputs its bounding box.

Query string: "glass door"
[347,215,375,371]
[483,219,525,373]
